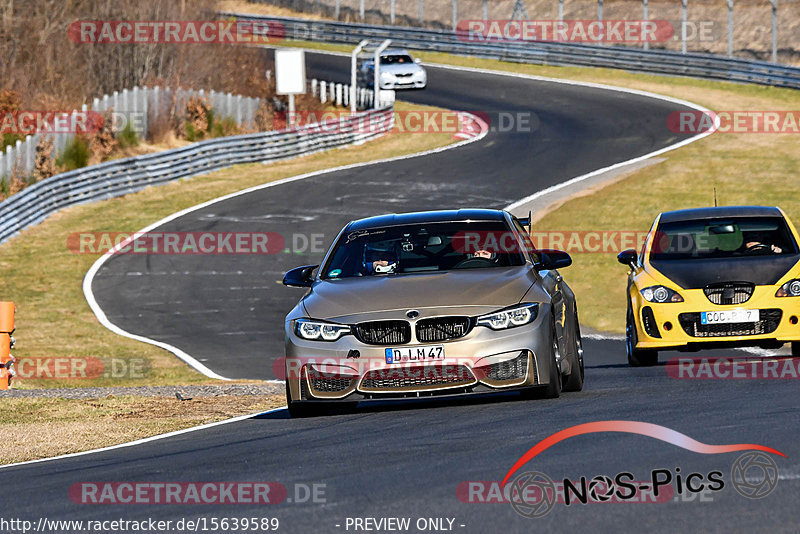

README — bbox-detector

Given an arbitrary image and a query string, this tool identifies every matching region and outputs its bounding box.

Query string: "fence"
[0,86,263,185]
[0,78,377,185]
[0,106,393,245]
[254,0,800,65]
[231,13,800,89]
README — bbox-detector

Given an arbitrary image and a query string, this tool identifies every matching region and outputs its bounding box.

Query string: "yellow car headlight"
[776,279,800,297]
[640,285,684,303]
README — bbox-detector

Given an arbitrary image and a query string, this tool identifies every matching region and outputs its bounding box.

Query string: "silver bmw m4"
[282,209,584,417]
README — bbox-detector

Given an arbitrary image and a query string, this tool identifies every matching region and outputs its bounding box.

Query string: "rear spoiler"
[517,211,532,232]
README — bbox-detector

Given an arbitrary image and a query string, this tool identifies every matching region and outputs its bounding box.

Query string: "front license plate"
[385,345,444,364]
[701,309,760,324]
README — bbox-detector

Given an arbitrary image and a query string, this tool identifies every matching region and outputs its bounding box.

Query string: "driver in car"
[742,233,783,254]
[472,249,496,260]
[364,245,398,274]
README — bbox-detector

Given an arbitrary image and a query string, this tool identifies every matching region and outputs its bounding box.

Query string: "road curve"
[89,52,696,379]
[10,52,794,533]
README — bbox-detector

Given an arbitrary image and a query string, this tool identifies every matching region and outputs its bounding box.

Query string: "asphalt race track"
[90,52,695,379]
[7,52,798,533]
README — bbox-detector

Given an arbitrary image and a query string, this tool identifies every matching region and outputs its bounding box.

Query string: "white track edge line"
[82,114,490,381]
[0,406,285,470]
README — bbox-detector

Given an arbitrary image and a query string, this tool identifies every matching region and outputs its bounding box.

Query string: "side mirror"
[617,249,638,267]
[283,265,318,288]
[538,250,572,270]
[414,58,422,64]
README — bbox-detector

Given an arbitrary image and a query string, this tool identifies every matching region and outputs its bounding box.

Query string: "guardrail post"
[452,0,457,31]
[336,83,343,106]
[642,0,649,50]
[681,0,688,53]
[558,0,563,22]
[312,78,318,97]
[418,0,424,25]
[321,81,327,104]
[351,40,368,114]
[769,0,778,63]
[726,0,734,57]
[597,0,603,22]
[24,135,32,175]
[483,0,488,20]
[335,0,340,20]
[374,39,392,109]
[390,0,395,24]
[359,0,364,21]
[0,301,14,390]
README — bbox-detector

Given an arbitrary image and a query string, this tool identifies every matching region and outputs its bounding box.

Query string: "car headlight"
[294,319,351,341]
[380,72,393,79]
[776,279,800,297]
[477,303,539,330]
[640,285,684,303]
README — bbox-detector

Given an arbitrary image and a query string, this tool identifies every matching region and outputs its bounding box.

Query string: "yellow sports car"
[618,206,800,366]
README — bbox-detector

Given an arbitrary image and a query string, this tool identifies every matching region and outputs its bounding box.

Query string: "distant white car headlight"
[477,303,539,330]
[295,318,351,341]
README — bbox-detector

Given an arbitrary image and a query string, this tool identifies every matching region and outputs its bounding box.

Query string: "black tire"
[792,342,800,357]
[626,308,658,367]
[562,311,585,392]
[520,321,562,400]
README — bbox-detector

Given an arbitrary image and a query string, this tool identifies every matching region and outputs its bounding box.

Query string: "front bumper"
[284,307,554,402]
[379,76,427,90]
[633,287,800,350]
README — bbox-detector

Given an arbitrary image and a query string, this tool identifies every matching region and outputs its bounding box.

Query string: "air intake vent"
[354,320,411,345]
[703,282,755,305]
[416,317,472,342]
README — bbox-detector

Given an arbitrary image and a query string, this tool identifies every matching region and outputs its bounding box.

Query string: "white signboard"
[275,49,307,95]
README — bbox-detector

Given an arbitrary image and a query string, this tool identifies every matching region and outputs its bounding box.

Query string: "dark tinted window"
[322,221,526,279]
[650,217,798,260]
[380,54,414,65]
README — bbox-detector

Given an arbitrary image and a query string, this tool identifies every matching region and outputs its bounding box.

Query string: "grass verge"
[0,100,457,389]
[2,395,284,465]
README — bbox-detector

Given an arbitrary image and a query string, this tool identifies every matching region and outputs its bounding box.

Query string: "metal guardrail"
[0,107,393,245]
[230,13,800,90]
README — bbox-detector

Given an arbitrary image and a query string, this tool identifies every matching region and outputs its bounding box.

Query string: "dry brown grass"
[2,395,284,465]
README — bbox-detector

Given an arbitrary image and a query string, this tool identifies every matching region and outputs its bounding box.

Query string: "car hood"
[302,267,538,320]
[381,63,424,75]
[649,254,800,289]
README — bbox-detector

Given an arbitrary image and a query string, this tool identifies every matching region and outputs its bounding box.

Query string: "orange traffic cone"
[0,302,15,390]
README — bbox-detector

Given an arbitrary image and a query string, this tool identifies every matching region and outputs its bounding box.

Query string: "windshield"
[380,54,414,65]
[649,216,799,260]
[321,221,527,279]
